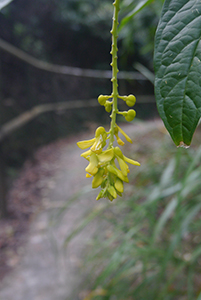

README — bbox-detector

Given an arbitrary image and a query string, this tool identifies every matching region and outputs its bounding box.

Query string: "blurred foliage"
[0,0,165,67]
[119,0,165,69]
[53,0,113,39]
[0,0,113,67]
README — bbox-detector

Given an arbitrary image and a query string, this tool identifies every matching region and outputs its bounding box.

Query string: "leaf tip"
[177,141,190,149]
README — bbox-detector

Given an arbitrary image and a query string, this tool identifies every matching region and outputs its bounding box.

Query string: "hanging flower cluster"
[77,109,140,201]
[77,0,140,201]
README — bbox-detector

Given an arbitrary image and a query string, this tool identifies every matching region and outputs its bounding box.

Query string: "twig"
[0,95,155,141]
[0,38,146,80]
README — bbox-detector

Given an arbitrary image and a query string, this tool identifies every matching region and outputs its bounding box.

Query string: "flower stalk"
[109,0,120,148]
[77,0,140,201]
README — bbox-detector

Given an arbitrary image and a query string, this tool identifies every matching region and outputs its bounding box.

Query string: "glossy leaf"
[154,0,201,146]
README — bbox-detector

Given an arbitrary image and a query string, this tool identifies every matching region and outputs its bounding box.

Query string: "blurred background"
[3,1,201,300]
[0,0,163,181]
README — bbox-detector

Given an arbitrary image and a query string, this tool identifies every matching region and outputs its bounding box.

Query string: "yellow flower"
[114,146,140,167]
[77,126,108,154]
[116,125,133,144]
[114,146,140,179]
[114,147,129,176]
[77,123,140,201]
[106,164,129,183]
[114,124,133,145]
[114,126,124,146]
[116,156,129,176]
[90,126,107,154]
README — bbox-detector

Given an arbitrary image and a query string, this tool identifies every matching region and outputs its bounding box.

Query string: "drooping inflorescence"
[77,0,140,201]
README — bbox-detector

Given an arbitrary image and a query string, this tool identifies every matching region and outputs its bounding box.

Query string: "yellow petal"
[114,147,124,158]
[114,147,129,175]
[85,153,99,175]
[92,169,104,188]
[85,164,98,175]
[116,137,125,146]
[95,126,107,138]
[77,138,96,150]
[116,156,129,176]
[91,134,104,153]
[86,173,92,178]
[81,149,92,160]
[98,148,114,163]
[115,178,124,193]
[114,127,125,145]
[123,155,140,166]
[90,127,108,153]
[117,125,132,144]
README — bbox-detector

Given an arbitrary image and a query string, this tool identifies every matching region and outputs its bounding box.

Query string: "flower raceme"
[77,1,140,201]
[77,126,140,201]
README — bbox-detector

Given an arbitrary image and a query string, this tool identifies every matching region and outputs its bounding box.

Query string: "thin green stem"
[109,0,120,148]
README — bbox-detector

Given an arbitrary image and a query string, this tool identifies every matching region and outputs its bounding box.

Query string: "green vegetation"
[67,125,201,300]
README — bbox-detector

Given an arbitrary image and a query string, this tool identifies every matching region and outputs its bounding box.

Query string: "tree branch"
[0,99,97,141]
[0,95,155,141]
[0,38,146,80]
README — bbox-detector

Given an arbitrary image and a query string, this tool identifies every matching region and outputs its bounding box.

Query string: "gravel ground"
[0,120,163,300]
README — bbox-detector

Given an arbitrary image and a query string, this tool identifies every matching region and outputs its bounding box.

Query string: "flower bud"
[107,185,117,199]
[96,189,105,200]
[105,101,112,113]
[95,126,107,138]
[125,109,136,122]
[98,95,109,106]
[126,95,136,107]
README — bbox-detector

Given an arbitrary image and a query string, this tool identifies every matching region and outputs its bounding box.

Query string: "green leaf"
[152,197,177,242]
[154,0,201,146]
[119,0,154,30]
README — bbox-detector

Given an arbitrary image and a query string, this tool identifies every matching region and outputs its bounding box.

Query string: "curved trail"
[0,120,163,300]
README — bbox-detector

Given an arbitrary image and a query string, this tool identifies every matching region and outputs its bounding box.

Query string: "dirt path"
[0,120,163,300]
